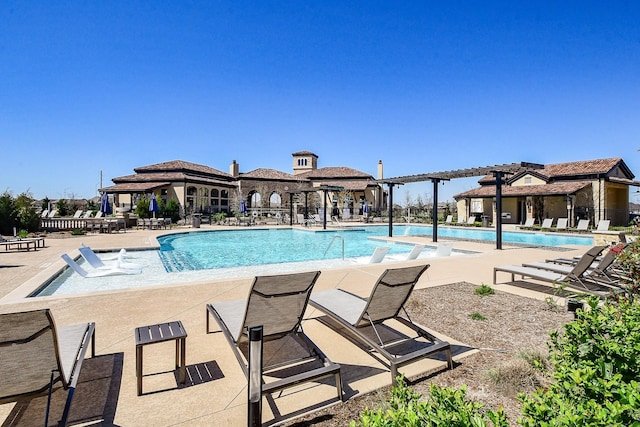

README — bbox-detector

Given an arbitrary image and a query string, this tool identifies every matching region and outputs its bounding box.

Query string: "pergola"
[379,162,544,249]
[287,185,344,229]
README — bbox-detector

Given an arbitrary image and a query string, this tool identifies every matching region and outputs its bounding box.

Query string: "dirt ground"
[285,282,573,426]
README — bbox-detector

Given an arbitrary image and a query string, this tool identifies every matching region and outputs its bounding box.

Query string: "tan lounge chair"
[206,271,343,421]
[309,264,453,383]
[0,309,95,427]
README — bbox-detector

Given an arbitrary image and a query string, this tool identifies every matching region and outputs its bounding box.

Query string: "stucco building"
[453,158,635,227]
[101,151,385,219]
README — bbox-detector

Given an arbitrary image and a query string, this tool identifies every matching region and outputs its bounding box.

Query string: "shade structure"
[149,193,159,218]
[100,193,112,215]
[239,199,247,214]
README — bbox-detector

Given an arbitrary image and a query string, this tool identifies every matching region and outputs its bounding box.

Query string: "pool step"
[158,250,200,272]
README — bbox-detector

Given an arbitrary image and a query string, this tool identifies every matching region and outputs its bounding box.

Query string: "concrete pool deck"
[0,223,589,426]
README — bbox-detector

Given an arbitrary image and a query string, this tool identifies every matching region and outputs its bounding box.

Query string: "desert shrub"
[351,378,508,427]
[470,312,487,321]
[474,284,495,296]
[519,297,640,426]
[164,199,181,223]
[135,197,151,218]
[487,359,542,398]
[614,240,640,298]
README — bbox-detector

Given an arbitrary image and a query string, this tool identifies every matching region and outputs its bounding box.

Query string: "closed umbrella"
[100,193,112,215]
[363,201,370,214]
[149,193,159,218]
[239,199,247,214]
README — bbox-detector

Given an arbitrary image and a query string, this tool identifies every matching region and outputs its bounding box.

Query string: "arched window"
[269,192,281,208]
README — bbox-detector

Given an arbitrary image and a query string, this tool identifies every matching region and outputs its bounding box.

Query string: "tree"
[15,192,39,232]
[0,191,17,235]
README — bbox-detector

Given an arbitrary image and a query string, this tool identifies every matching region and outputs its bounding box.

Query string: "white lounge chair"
[595,220,610,231]
[368,246,390,263]
[555,218,568,231]
[572,219,590,232]
[443,215,453,225]
[78,246,142,271]
[72,210,83,219]
[517,218,535,229]
[539,218,554,230]
[434,242,454,257]
[82,211,93,219]
[61,254,142,277]
[40,209,49,218]
[47,209,58,218]
[405,244,424,260]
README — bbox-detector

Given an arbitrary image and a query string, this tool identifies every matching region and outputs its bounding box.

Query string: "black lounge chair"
[0,309,95,427]
[309,264,453,384]
[206,271,343,421]
[493,246,611,295]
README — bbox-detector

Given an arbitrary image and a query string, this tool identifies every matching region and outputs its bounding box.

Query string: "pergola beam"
[378,162,544,247]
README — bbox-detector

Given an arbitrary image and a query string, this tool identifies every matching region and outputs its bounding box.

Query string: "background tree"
[55,198,69,217]
[15,192,39,232]
[0,191,17,235]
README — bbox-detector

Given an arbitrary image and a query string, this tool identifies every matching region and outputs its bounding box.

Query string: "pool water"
[34,225,592,296]
[158,226,592,272]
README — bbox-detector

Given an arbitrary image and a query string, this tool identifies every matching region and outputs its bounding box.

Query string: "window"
[524,177,532,184]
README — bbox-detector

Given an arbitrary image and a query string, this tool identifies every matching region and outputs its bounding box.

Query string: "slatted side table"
[135,320,187,395]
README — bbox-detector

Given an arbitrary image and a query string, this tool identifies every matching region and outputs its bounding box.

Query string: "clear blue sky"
[2,1,639,203]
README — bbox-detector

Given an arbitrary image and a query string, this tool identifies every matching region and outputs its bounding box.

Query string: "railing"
[323,235,344,260]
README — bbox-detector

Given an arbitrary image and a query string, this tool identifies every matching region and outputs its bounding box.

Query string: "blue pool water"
[157,225,593,272]
[34,225,592,296]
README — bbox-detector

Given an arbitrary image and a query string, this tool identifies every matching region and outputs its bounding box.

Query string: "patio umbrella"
[239,199,247,216]
[100,193,112,215]
[149,193,159,218]
[363,201,370,215]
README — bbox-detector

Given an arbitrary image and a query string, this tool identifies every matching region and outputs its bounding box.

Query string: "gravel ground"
[285,282,574,426]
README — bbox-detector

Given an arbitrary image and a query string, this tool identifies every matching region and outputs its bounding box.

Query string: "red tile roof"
[455,181,592,198]
[239,168,298,180]
[297,167,372,179]
[134,160,231,177]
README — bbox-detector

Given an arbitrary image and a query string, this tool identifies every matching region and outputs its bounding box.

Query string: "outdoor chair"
[443,214,453,225]
[555,218,568,231]
[206,271,343,421]
[516,218,535,229]
[405,244,424,260]
[434,242,454,257]
[309,264,453,383]
[595,220,610,231]
[61,254,142,278]
[78,246,142,272]
[368,246,390,263]
[493,246,611,295]
[0,309,95,427]
[538,218,554,230]
[571,219,590,232]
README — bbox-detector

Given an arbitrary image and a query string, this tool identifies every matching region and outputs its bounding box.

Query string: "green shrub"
[519,297,640,426]
[470,312,487,321]
[70,228,85,236]
[474,284,495,296]
[351,378,508,427]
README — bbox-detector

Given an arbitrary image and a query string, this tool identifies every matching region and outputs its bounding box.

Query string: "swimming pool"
[34,225,592,296]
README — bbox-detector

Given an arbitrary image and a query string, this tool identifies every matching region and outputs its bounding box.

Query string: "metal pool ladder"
[323,235,344,260]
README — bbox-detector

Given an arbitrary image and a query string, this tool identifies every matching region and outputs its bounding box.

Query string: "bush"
[518,297,640,426]
[474,284,495,296]
[352,378,508,427]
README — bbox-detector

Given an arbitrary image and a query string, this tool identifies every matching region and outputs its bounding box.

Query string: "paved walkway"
[0,224,586,426]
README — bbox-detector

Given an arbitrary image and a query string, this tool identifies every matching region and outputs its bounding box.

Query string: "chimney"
[377,160,383,180]
[230,160,239,177]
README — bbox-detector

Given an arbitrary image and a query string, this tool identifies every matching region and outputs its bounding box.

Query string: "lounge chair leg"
[45,370,55,427]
